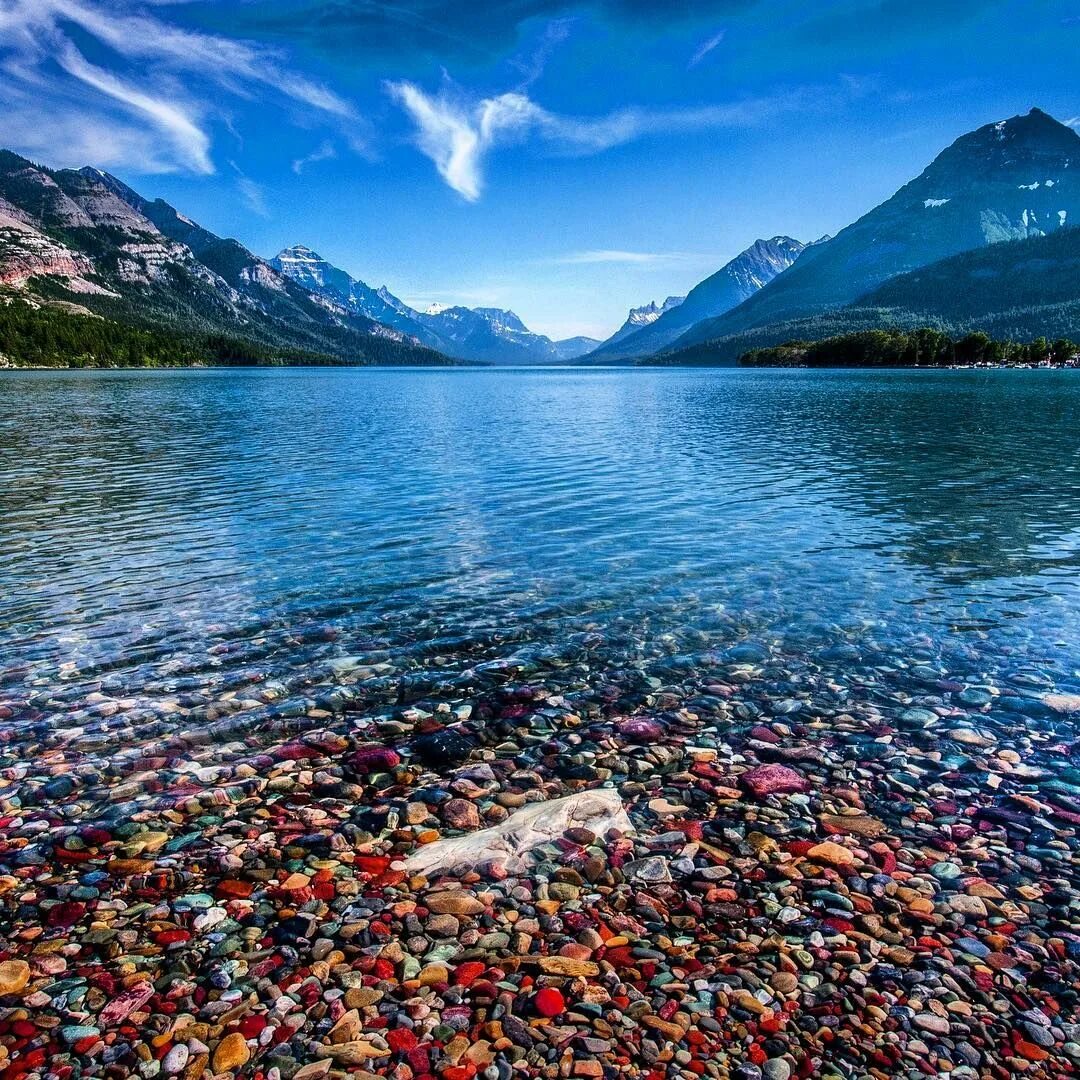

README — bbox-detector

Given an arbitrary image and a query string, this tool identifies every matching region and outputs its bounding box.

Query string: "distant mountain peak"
[590,235,806,359]
[553,335,601,361]
[472,307,528,332]
[926,107,1080,181]
[628,296,685,325]
[276,244,322,260]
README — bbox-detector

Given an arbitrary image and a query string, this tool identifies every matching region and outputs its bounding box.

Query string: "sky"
[0,1,1078,340]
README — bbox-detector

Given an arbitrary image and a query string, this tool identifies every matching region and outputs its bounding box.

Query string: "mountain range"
[651,107,1080,364]
[269,245,598,364]
[2,107,1080,368]
[0,152,452,366]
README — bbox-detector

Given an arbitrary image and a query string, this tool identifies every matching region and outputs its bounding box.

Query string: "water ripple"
[3,367,1080,676]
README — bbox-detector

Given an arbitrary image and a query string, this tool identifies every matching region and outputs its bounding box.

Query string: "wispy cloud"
[689,29,725,68]
[552,250,702,265]
[229,161,270,217]
[0,0,358,175]
[57,43,213,174]
[387,78,798,201]
[292,140,338,174]
[511,17,576,90]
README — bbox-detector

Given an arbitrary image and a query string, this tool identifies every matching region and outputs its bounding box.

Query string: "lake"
[4,366,1080,1077]
[4,366,1080,675]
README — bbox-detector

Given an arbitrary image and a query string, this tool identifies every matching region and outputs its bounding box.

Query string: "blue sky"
[1,1,1077,339]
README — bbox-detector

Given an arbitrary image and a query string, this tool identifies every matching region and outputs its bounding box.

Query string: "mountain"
[856,223,1080,332]
[665,108,1080,361]
[651,226,1080,366]
[553,335,601,360]
[268,245,444,349]
[413,305,561,364]
[0,151,451,366]
[590,237,805,360]
[600,296,686,350]
[269,248,567,364]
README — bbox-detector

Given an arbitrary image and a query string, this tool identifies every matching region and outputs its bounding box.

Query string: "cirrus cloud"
[552,250,705,265]
[387,78,813,201]
[0,0,358,174]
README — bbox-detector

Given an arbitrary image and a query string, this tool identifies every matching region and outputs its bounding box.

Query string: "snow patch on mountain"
[590,235,806,360]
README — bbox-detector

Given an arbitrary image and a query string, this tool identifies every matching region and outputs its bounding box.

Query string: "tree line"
[739,329,1080,368]
[0,298,447,368]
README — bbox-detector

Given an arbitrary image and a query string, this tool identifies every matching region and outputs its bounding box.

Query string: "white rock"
[405,789,633,877]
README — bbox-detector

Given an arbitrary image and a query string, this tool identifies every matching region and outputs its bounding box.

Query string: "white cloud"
[689,30,725,68]
[553,250,700,265]
[229,161,270,217]
[0,0,358,175]
[57,43,212,174]
[387,78,800,201]
[292,141,338,174]
[387,82,492,201]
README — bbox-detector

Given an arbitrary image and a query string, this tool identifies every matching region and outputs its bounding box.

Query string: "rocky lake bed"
[4,366,1080,1079]
[4,603,1080,1080]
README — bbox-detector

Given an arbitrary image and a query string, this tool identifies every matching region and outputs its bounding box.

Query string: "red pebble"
[47,902,86,927]
[238,1017,267,1039]
[533,988,566,1017]
[454,962,486,987]
[387,1028,419,1053]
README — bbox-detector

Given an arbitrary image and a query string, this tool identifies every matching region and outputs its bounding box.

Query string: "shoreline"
[2,361,1077,373]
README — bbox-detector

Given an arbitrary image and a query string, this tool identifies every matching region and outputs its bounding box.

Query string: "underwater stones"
[616,717,665,743]
[0,960,30,997]
[412,729,474,766]
[5,600,1080,1080]
[739,764,811,798]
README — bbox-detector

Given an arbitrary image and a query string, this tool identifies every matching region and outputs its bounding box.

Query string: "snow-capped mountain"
[600,296,686,350]
[415,305,563,364]
[269,246,443,349]
[629,297,686,327]
[670,108,1080,356]
[270,250,573,364]
[591,237,805,359]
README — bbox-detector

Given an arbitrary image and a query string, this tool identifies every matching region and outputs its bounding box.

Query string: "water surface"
[3,366,1080,715]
